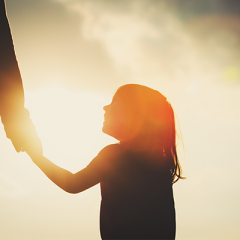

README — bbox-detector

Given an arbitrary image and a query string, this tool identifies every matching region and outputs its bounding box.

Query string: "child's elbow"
[62,186,79,194]
[63,181,84,194]
[66,189,79,194]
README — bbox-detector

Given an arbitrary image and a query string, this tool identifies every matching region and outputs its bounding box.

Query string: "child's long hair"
[116,84,184,184]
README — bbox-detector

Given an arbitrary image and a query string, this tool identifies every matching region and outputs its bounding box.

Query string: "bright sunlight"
[24,85,116,172]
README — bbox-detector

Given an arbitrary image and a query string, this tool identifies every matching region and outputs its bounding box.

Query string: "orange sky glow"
[1,0,240,239]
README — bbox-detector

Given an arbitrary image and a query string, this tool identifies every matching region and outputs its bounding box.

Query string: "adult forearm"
[0,0,42,153]
[0,0,25,117]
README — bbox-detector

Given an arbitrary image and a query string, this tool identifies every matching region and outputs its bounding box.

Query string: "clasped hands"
[1,107,43,157]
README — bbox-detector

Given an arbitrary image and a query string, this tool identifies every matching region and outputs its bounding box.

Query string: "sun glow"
[24,85,116,172]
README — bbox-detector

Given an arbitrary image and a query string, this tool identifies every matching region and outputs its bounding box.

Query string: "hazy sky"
[1,0,240,239]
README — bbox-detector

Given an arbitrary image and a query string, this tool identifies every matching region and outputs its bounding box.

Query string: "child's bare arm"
[28,154,101,194]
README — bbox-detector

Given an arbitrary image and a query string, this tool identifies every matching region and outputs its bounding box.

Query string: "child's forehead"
[112,92,119,101]
[112,89,123,100]
[112,87,141,103]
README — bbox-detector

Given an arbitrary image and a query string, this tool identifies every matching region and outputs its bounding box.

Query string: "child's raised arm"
[27,153,103,194]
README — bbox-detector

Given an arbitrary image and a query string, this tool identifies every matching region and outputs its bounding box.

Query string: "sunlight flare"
[24,85,115,171]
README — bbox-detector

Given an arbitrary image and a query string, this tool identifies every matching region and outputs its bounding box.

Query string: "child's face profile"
[102,92,130,141]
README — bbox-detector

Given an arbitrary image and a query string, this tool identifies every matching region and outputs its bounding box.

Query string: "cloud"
[52,0,240,88]
[52,0,194,83]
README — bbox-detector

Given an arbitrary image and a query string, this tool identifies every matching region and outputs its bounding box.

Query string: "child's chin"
[102,126,118,139]
[102,125,110,135]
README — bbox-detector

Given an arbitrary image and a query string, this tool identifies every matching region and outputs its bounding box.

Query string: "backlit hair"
[116,84,184,184]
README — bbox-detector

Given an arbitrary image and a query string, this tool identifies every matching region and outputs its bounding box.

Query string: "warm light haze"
[1,0,240,239]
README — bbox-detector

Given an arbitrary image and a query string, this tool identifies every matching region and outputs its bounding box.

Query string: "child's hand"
[22,129,43,159]
[21,115,43,158]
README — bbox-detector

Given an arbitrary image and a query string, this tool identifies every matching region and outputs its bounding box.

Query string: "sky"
[1,0,240,239]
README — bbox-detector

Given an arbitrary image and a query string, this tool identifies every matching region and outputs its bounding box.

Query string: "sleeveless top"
[87,144,176,239]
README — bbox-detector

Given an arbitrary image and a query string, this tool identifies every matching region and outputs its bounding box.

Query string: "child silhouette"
[25,84,184,240]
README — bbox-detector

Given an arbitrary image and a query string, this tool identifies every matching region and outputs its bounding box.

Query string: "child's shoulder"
[98,143,122,157]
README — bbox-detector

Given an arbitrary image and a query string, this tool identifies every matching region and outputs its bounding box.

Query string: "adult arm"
[0,0,24,110]
[0,0,42,154]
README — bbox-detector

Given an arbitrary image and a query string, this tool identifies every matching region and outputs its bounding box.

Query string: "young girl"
[25,84,184,240]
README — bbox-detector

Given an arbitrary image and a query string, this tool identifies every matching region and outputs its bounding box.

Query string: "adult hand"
[2,107,43,156]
